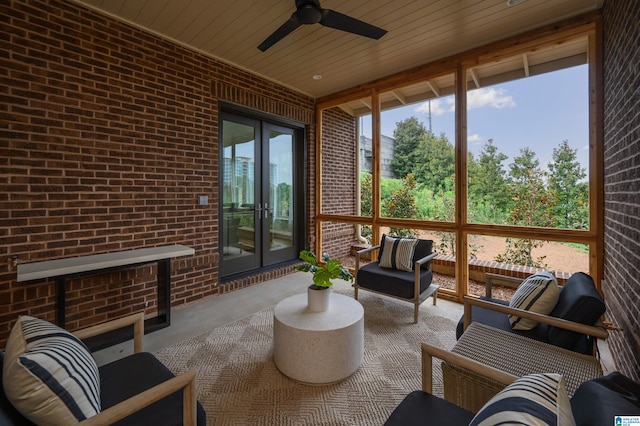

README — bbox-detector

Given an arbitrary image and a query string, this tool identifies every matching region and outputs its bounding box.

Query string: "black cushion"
[413,239,434,270]
[378,235,433,270]
[357,262,433,299]
[455,297,549,343]
[0,352,36,426]
[99,352,206,426]
[1,350,206,426]
[547,272,605,351]
[384,390,474,426]
[571,372,640,426]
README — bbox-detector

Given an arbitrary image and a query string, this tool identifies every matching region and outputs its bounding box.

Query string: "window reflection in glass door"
[222,117,259,275]
[264,126,295,266]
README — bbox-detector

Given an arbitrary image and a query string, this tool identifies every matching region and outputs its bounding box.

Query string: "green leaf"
[297,250,353,286]
[298,250,317,266]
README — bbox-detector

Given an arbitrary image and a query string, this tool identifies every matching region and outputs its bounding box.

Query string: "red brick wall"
[602,1,640,381]
[0,0,314,346]
[320,107,358,258]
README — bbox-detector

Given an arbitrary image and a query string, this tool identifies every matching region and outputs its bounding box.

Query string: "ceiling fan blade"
[320,9,387,40]
[258,13,302,51]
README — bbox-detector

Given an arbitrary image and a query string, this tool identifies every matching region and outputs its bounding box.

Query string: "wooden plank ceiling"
[72,0,602,100]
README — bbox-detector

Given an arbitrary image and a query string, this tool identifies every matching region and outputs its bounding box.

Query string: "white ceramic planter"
[307,285,331,312]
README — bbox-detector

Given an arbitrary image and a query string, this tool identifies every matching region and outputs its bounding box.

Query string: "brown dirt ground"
[441,233,588,299]
[420,232,589,273]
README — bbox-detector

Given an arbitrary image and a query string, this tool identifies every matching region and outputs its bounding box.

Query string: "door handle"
[255,203,271,219]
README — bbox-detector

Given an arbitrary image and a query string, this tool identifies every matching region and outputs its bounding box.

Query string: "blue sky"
[363,64,590,173]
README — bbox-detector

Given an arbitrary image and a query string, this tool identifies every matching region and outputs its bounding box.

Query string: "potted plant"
[296,250,354,312]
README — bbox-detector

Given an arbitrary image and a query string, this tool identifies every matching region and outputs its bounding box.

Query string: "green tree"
[433,196,456,255]
[548,140,588,229]
[495,238,548,268]
[360,172,373,242]
[508,146,539,185]
[468,139,510,222]
[360,172,372,217]
[414,131,455,194]
[384,173,419,237]
[495,147,553,267]
[380,178,404,217]
[507,148,555,229]
[431,194,482,259]
[391,117,427,178]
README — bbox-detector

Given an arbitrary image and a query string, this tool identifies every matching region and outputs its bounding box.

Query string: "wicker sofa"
[456,271,608,355]
[384,342,640,425]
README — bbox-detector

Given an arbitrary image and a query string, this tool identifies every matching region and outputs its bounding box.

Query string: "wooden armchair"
[385,342,640,425]
[1,313,205,426]
[384,343,517,425]
[355,236,439,323]
[456,272,608,355]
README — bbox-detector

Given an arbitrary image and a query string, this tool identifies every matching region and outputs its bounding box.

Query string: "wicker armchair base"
[445,322,603,412]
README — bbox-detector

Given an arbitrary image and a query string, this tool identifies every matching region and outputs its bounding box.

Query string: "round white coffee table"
[273,292,364,385]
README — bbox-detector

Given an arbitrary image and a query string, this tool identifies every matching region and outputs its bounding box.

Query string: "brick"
[0,0,314,350]
[601,0,640,382]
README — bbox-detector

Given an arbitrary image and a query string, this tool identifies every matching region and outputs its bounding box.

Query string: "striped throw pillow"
[470,373,576,426]
[509,271,559,330]
[3,316,101,425]
[379,235,418,272]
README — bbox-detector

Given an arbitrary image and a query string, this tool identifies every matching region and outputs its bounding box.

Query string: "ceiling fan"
[258,0,387,52]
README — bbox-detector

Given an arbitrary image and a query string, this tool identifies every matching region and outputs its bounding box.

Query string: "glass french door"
[220,112,302,277]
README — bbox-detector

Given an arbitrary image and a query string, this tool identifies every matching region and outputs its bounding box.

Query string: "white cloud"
[468,133,484,145]
[415,96,455,116]
[467,87,515,109]
[412,89,513,119]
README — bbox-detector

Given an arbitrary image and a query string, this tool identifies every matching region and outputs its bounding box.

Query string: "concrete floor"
[93,271,463,365]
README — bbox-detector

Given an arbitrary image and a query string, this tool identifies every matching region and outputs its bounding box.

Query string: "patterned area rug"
[154,287,457,425]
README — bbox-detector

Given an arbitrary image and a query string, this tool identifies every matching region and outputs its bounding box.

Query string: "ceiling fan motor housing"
[296,1,323,24]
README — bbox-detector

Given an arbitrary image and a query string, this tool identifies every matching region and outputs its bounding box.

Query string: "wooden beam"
[317,11,600,105]
[371,89,381,246]
[468,68,480,89]
[590,14,604,290]
[391,90,407,105]
[315,108,323,254]
[523,53,530,77]
[426,80,440,97]
[456,64,468,303]
[338,104,354,116]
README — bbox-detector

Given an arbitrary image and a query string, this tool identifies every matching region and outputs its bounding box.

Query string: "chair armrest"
[79,370,197,426]
[355,244,380,273]
[462,297,608,340]
[73,313,145,353]
[415,251,437,268]
[413,252,438,301]
[421,342,517,394]
[484,273,522,298]
[356,245,380,256]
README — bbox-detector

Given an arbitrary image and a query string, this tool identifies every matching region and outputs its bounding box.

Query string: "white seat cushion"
[378,235,418,272]
[509,271,559,330]
[3,316,100,426]
[470,373,575,426]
